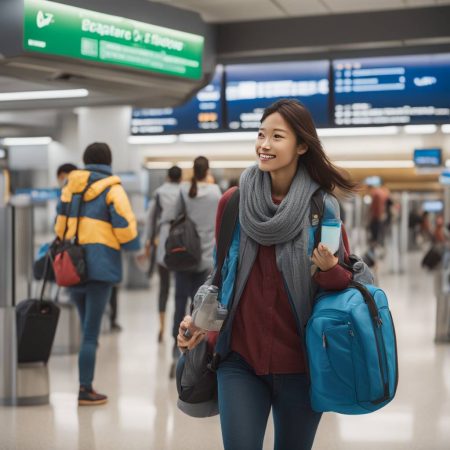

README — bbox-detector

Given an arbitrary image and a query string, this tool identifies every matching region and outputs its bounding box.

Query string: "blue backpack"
[306,280,398,414]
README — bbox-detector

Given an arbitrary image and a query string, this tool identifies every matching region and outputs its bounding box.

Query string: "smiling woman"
[177,99,362,450]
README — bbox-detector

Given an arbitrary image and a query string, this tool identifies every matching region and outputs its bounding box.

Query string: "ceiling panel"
[323,0,405,13]
[0,76,53,93]
[152,0,447,21]
[405,0,438,5]
[405,0,438,6]
[179,0,285,23]
[276,0,330,16]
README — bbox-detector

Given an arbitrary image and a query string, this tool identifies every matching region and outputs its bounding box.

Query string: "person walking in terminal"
[170,156,221,377]
[56,163,78,188]
[367,181,391,248]
[142,165,183,343]
[55,142,140,405]
[56,162,124,333]
[178,99,357,450]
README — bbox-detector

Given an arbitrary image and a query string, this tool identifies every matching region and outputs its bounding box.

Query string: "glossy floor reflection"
[0,251,449,450]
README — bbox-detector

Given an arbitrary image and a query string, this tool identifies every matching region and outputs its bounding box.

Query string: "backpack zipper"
[350,282,391,404]
[376,311,390,399]
[370,313,390,403]
[322,322,354,348]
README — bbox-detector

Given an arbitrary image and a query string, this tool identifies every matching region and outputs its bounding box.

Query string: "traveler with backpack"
[55,162,123,331]
[170,156,221,376]
[142,165,182,342]
[178,100,358,449]
[54,142,140,405]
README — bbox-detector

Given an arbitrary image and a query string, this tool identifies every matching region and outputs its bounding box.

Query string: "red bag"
[52,182,92,287]
[52,240,87,286]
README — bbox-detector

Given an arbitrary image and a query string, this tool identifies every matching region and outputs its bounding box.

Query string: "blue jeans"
[70,281,112,388]
[217,352,322,450]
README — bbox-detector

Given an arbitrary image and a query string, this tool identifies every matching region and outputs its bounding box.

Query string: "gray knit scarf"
[239,164,320,327]
[239,164,319,246]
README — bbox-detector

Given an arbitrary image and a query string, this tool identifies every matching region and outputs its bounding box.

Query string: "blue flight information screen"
[131,66,224,134]
[226,60,330,129]
[413,148,442,167]
[333,53,450,125]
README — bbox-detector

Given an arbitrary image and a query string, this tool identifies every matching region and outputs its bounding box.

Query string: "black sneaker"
[111,323,122,332]
[78,387,108,406]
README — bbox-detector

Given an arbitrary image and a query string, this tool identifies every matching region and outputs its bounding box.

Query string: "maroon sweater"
[210,188,352,375]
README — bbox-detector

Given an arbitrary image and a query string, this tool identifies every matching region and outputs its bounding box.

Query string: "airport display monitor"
[225,60,330,130]
[422,200,443,213]
[15,188,60,202]
[413,148,442,167]
[364,176,382,187]
[131,66,224,134]
[333,53,450,126]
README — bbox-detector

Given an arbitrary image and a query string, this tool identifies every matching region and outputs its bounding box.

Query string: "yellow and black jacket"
[55,164,140,283]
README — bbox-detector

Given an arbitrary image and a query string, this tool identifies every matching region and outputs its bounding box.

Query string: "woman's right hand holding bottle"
[177,315,206,352]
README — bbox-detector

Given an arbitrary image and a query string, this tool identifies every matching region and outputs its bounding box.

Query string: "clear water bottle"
[192,285,227,332]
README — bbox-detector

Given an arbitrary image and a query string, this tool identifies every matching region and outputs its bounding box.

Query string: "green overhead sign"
[23,0,204,79]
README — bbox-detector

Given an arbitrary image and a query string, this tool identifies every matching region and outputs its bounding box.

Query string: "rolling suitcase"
[16,254,60,364]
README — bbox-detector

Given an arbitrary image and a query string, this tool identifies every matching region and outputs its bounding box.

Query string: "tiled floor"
[0,251,449,449]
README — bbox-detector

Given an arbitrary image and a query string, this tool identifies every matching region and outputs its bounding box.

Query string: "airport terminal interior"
[1,0,450,449]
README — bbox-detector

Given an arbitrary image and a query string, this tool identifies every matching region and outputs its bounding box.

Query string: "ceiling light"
[335,160,414,169]
[1,137,52,146]
[144,161,174,169]
[145,160,256,170]
[179,132,256,142]
[441,124,450,134]
[209,160,256,169]
[128,135,177,144]
[404,125,437,134]
[0,89,89,102]
[318,127,399,137]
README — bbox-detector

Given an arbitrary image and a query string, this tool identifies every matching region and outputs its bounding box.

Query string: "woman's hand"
[177,315,206,352]
[312,243,338,272]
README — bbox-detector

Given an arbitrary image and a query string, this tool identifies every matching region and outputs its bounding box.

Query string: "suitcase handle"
[39,251,53,301]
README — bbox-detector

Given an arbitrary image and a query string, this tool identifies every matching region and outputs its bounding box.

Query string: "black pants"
[109,285,118,326]
[369,218,384,246]
[172,270,209,340]
[158,264,170,313]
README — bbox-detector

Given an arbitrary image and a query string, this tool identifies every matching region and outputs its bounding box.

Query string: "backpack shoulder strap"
[73,180,95,243]
[179,190,186,215]
[310,189,325,248]
[212,188,240,287]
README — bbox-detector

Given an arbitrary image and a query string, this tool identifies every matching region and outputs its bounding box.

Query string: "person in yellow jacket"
[55,142,140,405]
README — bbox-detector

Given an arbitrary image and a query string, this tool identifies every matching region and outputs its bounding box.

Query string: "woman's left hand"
[312,243,338,271]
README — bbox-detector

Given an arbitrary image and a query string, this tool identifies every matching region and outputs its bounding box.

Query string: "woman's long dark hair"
[189,156,210,198]
[260,99,357,195]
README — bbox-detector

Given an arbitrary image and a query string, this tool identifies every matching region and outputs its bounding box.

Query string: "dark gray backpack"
[164,193,201,272]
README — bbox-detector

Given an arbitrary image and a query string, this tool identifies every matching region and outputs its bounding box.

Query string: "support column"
[76,106,133,173]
